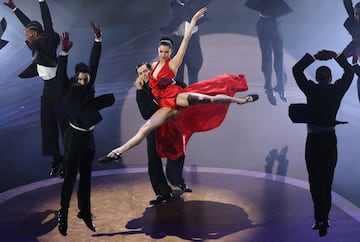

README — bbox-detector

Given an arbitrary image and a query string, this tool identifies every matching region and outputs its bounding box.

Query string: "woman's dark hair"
[355,2,360,9]
[159,36,173,49]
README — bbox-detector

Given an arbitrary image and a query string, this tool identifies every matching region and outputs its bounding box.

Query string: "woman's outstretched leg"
[176,92,259,106]
[99,108,177,163]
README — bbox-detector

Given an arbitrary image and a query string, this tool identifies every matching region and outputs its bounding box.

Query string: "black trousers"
[305,131,337,222]
[40,78,69,160]
[147,130,185,196]
[256,16,286,91]
[60,127,95,213]
[172,34,203,85]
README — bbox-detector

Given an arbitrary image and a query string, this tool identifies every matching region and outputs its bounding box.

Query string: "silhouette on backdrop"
[0,18,8,49]
[245,0,292,105]
[160,0,213,85]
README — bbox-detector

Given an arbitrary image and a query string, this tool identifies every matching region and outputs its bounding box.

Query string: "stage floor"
[1,168,360,242]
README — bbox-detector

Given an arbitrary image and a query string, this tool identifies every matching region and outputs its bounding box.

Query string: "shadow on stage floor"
[1,168,360,242]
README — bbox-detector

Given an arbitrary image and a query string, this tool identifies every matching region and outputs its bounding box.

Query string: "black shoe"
[312,220,330,230]
[77,211,96,232]
[59,168,65,178]
[265,89,277,105]
[178,183,192,193]
[312,220,329,237]
[50,161,60,177]
[245,94,259,103]
[273,86,288,102]
[149,194,173,205]
[98,152,121,164]
[57,208,68,236]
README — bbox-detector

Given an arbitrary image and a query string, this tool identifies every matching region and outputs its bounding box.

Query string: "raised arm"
[169,7,207,72]
[88,21,102,87]
[3,0,31,26]
[58,32,72,94]
[344,0,355,17]
[38,0,55,35]
[333,53,355,92]
[292,53,316,93]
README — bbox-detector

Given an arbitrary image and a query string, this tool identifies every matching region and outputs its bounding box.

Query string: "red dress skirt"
[150,60,248,160]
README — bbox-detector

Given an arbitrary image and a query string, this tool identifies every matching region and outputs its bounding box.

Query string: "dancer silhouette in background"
[3,0,68,177]
[0,17,8,49]
[342,0,360,102]
[292,49,354,237]
[99,7,258,164]
[160,0,212,85]
[135,62,191,205]
[245,0,292,105]
[57,24,115,236]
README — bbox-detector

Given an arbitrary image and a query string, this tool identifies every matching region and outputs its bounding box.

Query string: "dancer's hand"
[314,50,337,61]
[3,0,16,10]
[98,150,121,164]
[90,21,101,39]
[135,77,145,90]
[191,7,207,23]
[352,55,359,64]
[61,32,73,52]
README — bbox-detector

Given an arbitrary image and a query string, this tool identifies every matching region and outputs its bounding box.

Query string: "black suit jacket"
[292,53,354,127]
[136,82,159,120]
[14,1,59,78]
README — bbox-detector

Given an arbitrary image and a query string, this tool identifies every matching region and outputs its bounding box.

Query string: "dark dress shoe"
[50,161,60,177]
[265,88,277,105]
[98,152,121,164]
[245,94,259,103]
[178,183,192,193]
[77,211,96,232]
[149,194,173,205]
[57,208,68,236]
[312,220,329,237]
[312,220,330,230]
[59,168,65,178]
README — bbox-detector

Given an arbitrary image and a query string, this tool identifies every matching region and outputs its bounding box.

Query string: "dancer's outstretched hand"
[191,7,207,23]
[3,0,16,10]
[90,21,101,39]
[61,32,73,52]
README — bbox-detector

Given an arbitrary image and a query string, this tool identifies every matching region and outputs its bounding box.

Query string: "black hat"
[75,62,90,74]
[26,21,44,33]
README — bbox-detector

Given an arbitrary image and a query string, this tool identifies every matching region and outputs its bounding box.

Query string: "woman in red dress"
[100,7,258,162]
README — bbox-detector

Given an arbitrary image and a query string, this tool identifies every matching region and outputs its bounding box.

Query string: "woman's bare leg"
[107,108,178,157]
[176,92,258,106]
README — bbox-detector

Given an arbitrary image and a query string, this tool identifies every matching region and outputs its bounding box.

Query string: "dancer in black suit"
[135,63,191,205]
[3,0,68,177]
[57,24,114,236]
[161,0,212,85]
[293,49,354,237]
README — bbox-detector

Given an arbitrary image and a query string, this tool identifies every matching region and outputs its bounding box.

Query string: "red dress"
[149,59,249,160]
